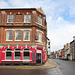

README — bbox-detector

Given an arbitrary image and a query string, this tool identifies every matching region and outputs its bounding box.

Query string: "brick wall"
[0,9,47,50]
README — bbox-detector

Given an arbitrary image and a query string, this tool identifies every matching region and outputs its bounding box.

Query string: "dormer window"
[24,15,31,23]
[7,15,14,23]
[38,16,42,25]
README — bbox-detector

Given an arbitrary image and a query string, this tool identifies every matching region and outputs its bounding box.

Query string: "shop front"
[0,46,47,65]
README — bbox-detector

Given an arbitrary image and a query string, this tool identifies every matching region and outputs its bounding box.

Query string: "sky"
[0,0,75,52]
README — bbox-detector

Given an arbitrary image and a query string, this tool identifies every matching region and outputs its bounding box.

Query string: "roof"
[0,7,45,15]
[0,8,36,10]
[37,7,45,15]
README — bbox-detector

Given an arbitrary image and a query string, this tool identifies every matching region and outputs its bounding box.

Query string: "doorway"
[36,54,41,63]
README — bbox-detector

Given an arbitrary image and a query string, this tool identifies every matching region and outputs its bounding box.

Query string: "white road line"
[56,67,64,75]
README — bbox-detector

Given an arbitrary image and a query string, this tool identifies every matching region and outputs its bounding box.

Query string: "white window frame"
[37,31,42,42]
[24,14,31,23]
[23,30,30,41]
[14,48,21,60]
[23,48,30,60]
[7,14,14,23]
[6,30,13,41]
[5,48,12,60]
[15,30,21,41]
[38,16,42,25]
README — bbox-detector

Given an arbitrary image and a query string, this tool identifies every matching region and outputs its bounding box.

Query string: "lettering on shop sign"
[36,50,41,53]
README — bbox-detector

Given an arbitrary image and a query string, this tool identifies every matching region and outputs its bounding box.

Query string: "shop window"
[32,52,34,62]
[6,48,12,60]
[15,48,21,59]
[43,53,44,61]
[23,48,29,59]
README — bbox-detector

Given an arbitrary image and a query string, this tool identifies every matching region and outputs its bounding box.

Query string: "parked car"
[59,56,62,59]
[64,57,68,60]
[61,57,64,60]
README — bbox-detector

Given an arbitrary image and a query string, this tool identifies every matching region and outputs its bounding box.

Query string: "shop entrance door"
[36,54,41,63]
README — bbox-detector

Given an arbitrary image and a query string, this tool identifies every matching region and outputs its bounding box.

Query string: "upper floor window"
[37,31,42,42]
[6,30,13,41]
[24,15,31,23]
[7,15,14,23]
[38,16,42,25]
[23,30,30,41]
[15,30,21,41]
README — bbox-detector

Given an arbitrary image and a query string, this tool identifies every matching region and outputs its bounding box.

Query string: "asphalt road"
[0,59,75,75]
[52,59,75,75]
[0,68,63,75]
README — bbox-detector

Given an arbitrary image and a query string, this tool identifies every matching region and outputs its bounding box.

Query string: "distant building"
[70,36,75,60]
[47,37,50,56]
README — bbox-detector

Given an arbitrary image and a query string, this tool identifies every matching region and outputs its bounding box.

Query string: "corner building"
[0,7,47,65]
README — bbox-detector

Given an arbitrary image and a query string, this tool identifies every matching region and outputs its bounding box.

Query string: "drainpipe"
[41,51,42,64]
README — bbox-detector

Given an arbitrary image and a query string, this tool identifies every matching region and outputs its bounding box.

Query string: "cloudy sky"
[0,0,75,51]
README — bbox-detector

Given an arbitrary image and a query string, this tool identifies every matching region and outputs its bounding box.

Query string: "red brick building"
[0,7,47,65]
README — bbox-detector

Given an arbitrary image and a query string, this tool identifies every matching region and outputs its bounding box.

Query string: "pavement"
[0,59,58,69]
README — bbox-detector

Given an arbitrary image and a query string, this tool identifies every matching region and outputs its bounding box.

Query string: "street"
[52,59,75,75]
[0,59,75,75]
[0,68,63,75]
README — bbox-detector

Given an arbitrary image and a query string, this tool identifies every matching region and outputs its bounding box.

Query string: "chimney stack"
[73,36,75,40]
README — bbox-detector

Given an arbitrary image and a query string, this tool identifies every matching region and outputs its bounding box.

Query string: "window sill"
[35,22,45,27]
[36,40,42,42]
[6,40,13,41]
[15,22,22,23]
[24,22,31,24]
[35,22,42,26]
[14,40,21,41]
[1,60,32,61]
[23,40,30,41]
[6,22,14,23]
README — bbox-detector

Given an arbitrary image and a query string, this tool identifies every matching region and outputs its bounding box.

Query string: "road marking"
[51,59,64,75]
[56,67,64,75]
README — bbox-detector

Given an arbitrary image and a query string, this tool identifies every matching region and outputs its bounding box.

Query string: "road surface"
[0,59,75,75]
[52,59,75,75]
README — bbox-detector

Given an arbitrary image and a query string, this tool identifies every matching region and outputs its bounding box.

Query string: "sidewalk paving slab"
[0,59,58,69]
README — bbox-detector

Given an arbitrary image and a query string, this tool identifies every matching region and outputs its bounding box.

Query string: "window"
[37,31,42,42]
[6,30,13,41]
[15,30,21,41]
[7,15,14,23]
[32,52,34,62]
[6,48,12,60]
[24,15,31,23]
[23,30,30,41]
[15,49,21,60]
[23,48,29,59]
[38,16,42,25]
